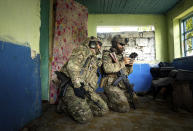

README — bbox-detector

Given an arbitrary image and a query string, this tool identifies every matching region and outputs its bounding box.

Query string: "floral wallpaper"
[50,0,88,104]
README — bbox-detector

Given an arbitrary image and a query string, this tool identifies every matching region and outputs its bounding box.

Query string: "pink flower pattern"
[50,0,88,104]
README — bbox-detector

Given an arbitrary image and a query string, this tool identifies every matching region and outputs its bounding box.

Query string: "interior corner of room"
[0,0,193,130]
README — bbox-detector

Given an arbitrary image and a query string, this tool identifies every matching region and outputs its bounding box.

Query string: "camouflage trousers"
[104,84,131,113]
[57,85,109,123]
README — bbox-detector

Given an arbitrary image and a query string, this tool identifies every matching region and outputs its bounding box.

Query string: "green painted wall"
[88,14,168,62]
[0,0,41,55]
[0,0,51,100]
[166,0,193,61]
[40,0,50,100]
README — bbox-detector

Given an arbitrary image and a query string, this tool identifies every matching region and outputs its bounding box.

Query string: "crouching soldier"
[56,36,109,123]
[102,35,137,113]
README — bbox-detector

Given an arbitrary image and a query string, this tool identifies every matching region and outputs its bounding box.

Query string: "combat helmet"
[111,35,128,48]
[83,36,102,49]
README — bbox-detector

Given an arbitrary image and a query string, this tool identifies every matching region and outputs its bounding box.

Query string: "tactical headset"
[89,41,97,49]
[89,36,102,49]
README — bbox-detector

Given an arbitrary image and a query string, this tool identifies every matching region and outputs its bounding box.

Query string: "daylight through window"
[181,14,193,56]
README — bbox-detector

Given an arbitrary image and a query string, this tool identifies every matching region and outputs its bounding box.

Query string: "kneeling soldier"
[56,36,109,123]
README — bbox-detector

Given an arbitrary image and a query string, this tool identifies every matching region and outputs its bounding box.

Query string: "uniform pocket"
[107,77,115,86]
[89,74,98,90]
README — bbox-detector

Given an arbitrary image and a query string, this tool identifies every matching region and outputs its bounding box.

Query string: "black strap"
[80,55,93,75]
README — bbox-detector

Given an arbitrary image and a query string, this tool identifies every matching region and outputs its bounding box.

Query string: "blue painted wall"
[0,41,41,130]
[128,64,152,92]
[96,64,152,92]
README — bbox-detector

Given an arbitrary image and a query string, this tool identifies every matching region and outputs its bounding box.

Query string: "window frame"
[181,13,193,57]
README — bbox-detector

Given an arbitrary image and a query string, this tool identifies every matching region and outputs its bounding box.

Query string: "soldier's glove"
[73,83,86,99]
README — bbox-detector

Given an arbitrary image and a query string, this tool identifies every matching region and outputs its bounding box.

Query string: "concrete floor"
[22,96,193,131]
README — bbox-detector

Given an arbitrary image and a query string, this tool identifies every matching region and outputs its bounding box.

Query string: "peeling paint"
[0,41,41,130]
[0,0,41,54]
[0,36,38,59]
[31,49,38,59]
[0,36,30,47]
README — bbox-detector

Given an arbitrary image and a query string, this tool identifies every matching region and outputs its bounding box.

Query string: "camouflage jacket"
[61,45,101,91]
[102,48,133,88]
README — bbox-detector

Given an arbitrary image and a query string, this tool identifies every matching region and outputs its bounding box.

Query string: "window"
[181,14,193,56]
[97,26,156,62]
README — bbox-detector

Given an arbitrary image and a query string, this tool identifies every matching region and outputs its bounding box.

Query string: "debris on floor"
[22,96,193,131]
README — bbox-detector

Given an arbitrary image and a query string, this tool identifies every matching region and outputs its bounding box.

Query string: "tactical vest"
[60,55,99,91]
[102,50,133,89]
[81,55,99,91]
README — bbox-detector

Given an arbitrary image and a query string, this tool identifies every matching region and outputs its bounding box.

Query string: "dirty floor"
[22,96,193,131]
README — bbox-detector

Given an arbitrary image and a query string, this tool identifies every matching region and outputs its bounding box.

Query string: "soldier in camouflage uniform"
[102,35,135,113]
[57,36,109,123]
